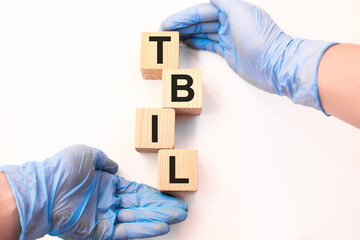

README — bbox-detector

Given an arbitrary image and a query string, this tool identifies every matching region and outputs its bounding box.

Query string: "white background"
[1,0,360,239]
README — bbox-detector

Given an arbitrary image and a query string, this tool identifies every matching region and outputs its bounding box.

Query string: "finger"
[119,193,188,210]
[190,33,219,42]
[161,3,219,30]
[92,148,118,174]
[210,0,233,11]
[177,22,219,38]
[117,207,187,224]
[183,37,223,56]
[117,177,158,194]
[112,222,170,240]
[211,0,251,13]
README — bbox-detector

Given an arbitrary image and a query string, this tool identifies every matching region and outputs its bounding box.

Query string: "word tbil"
[137,31,200,192]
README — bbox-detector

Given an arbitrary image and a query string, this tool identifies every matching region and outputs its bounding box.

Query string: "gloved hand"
[161,0,336,113]
[0,145,187,240]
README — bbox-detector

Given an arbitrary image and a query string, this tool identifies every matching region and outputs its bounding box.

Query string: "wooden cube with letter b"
[135,108,175,153]
[162,69,202,115]
[140,32,179,80]
[158,149,198,191]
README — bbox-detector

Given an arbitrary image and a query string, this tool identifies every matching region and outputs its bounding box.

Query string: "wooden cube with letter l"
[158,149,198,191]
[135,108,175,153]
[162,69,202,115]
[140,32,179,80]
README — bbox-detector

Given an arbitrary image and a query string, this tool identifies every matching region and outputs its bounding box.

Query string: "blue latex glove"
[0,145,187,240]
[161,0,337,113]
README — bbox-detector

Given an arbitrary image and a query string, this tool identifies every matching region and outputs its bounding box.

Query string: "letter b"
[171,74,195,102]
[163,69,202,115]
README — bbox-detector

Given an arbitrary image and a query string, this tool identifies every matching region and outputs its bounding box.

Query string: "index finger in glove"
[117,207,187,225]
[161,3,219,30]
[119,192,188,211]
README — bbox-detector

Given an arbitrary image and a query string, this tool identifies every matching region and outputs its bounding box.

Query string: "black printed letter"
[149,36,171,64]
[152,115,158,143]
[169,156,189,184]
[171,74,195,102]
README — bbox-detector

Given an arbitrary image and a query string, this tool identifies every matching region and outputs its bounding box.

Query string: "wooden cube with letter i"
[140,32,179,80]
[158,149,198,191]
[162,69,202,115]
[135,108,175,153]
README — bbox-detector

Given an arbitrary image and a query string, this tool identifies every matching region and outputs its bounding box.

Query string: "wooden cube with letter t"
[158,149,198,191]
[140,32,179,80]
[135,108,175,153]
[162,69,202,115]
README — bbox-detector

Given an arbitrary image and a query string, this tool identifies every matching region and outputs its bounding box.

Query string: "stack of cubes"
[135,32,201,192]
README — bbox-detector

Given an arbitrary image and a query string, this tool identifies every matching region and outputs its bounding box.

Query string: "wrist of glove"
[258,35,336,113]
[1,161,52,239]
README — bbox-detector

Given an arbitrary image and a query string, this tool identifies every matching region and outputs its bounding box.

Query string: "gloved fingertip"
[160,19,173,31]
[104,158,119,174]
[179,199,188,212]
[93,150,119,174]
[160,222,171,235]
[166,208,188,224]
[176,208,188,222]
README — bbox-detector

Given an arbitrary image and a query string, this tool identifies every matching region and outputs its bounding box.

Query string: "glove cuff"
[313,42,338,116]
[0,163,50,240]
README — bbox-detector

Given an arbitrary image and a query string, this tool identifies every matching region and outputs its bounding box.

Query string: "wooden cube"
[135,108,175,153]
[162,69,202,115]
[158,149,198,191]
[140,32,179,80]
